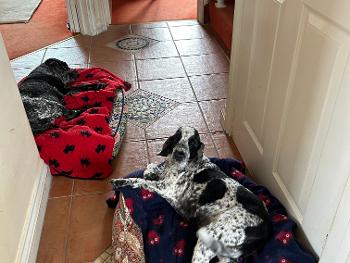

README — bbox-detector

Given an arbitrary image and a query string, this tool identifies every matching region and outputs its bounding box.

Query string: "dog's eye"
[188,137,199,149]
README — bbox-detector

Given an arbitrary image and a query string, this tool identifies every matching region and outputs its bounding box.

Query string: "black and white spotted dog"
[111,127,272,262]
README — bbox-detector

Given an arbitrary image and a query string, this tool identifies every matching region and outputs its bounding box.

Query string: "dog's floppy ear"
[158,128,182,156]
[189,129,204,159]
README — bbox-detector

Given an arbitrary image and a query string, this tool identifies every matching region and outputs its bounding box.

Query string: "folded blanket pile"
[19,59,130,179]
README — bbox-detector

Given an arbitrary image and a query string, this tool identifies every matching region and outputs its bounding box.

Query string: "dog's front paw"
[110,179,129,189]
[144,163,160,180]
[144,171,159,181]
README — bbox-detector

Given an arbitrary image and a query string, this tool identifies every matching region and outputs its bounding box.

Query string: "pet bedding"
[109,158,316,263]
[19,58,129,179]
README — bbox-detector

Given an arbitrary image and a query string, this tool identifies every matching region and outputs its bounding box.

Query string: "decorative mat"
[0,0,41,24]
[106,34,159,53]
[127,89,179,128]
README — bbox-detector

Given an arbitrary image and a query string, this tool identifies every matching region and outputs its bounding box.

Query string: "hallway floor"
[11,20,241,262]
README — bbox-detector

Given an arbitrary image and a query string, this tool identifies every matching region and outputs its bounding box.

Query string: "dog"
[111,127,271,262]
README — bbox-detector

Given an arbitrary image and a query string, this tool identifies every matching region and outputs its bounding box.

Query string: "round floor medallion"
[115,36,150,51]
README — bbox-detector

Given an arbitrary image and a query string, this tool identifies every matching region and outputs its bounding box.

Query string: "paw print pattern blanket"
[113,158,316,263]
[19,59,130,179]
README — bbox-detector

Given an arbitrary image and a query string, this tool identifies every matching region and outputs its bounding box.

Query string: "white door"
[225,0,350,259]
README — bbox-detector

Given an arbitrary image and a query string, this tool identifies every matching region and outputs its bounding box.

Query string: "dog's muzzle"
[173,150,186,162]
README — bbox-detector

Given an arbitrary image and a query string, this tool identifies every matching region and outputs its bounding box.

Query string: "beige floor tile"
[137,57,186,80]
[139,78,196,102]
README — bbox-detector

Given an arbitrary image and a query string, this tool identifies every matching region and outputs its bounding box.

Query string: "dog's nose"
[173,150,186,162]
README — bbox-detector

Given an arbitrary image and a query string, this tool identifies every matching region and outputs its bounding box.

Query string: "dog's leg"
[111,178,177,206]
[111,178,147,189]
[144,162,166,180]
[191,239,216,263]
[217,257,238,263]
[111,178,166,193]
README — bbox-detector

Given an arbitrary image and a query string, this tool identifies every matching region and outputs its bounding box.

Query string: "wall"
[0,35,46,262]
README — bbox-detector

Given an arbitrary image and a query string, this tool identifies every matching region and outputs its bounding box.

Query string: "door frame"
[197,0,209,24]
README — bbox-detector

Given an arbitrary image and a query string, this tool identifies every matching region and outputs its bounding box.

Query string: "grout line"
[171,32,209,123]
[136,72,229,82]
[63,195,73,263]
[208,132,221,158]
[49,189,115,199]
[167,22,200,28]
[144,132,152,164]
[168,27,217,137]
[133,51,230,62]
[41,48,48,63]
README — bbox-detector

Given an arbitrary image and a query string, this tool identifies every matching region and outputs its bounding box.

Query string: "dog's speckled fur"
[111,127,271,262]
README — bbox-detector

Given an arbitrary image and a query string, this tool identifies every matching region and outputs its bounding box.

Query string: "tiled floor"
[11,20,242,263]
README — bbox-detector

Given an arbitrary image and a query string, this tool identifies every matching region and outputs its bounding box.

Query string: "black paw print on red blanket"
[95,144,106,153]
[64,144,75,154]
[80,158,91,167]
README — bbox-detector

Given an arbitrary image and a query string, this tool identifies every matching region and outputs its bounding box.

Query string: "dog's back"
[236,186,272,255]
[193,166,272,259]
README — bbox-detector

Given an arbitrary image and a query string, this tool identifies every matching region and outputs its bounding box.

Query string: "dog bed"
[19,59,129,179]
[109,158,316,263]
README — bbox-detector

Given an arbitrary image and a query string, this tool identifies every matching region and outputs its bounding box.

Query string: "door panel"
[276,13,338,212]
[244,0,281,143]
[227,0,350,257]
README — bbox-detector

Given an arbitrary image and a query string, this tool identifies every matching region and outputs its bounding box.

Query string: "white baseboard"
[16,165,51,263]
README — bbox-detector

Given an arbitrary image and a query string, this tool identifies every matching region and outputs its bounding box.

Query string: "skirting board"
[16,165,51,263]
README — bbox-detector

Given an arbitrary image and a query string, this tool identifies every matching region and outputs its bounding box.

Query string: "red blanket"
[35,68,130,179]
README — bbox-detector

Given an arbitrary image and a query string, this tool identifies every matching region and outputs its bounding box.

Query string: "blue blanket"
[117,158,316,263]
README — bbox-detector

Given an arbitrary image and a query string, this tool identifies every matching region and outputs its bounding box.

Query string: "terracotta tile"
[49,35,92,49]
[136,57,186,80]
[199,99,226,132]
[175,38,223,56]
[44,46,90,65]
[49,176,74,198]
[65,193,114,263]
[89,60,136,83]
[170,25,210,40]
[111,140,148,178]
[146,102,208,139]
[147,139,165,164]
[10,49,46,68]
[139,78,196,102]
[212,132,242,160]
[92,25,131,46]
[134,41,178,59]
[182,53,229,76]
[124,123,146,141]
[89,45,133,62]
[190,73,228,101]
[131,21,168,29]
[72,178,110,196]
[37,197,70,263]
[147,133,218,163]
[201,133,219,158]
[126,80,138,93]
[168,20,199,27]
[131,27,172,41]
[73,141,148,194]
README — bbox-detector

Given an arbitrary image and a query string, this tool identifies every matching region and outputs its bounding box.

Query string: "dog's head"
[158,127,204,164]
